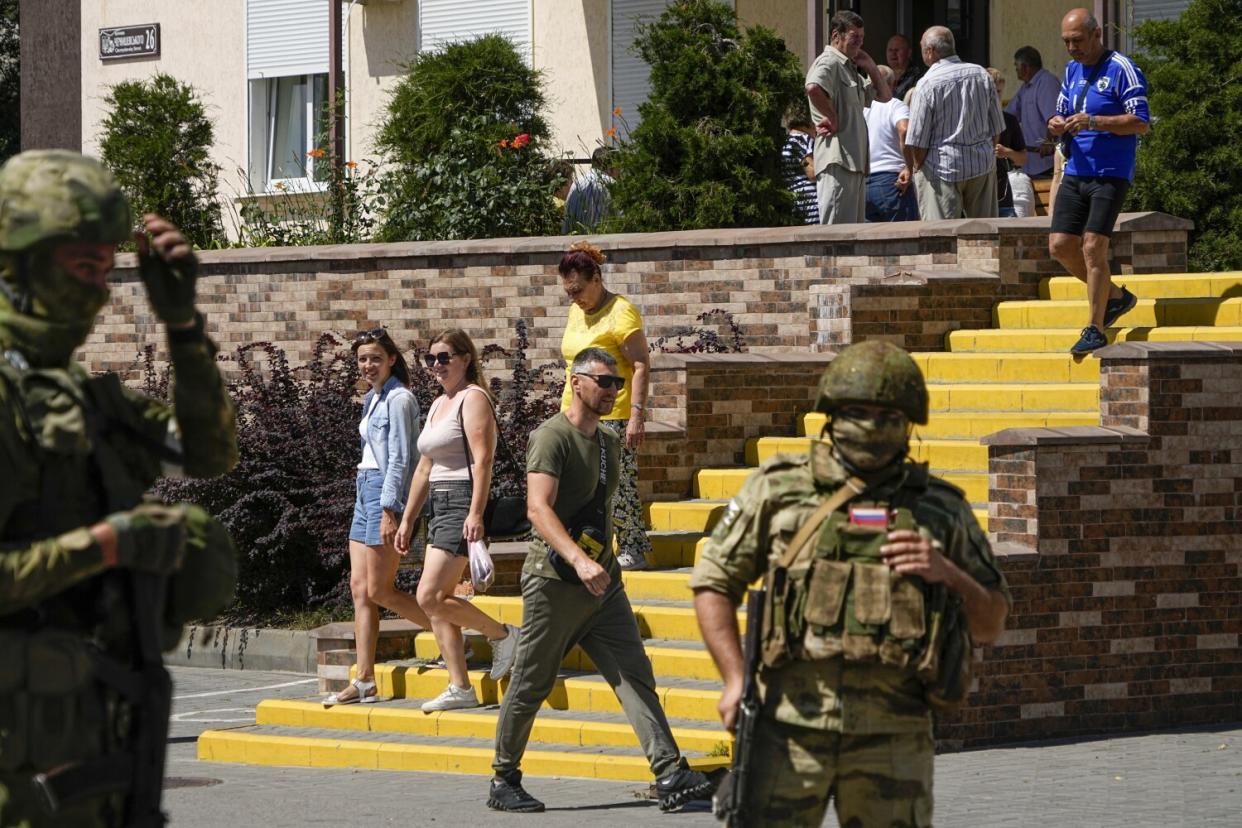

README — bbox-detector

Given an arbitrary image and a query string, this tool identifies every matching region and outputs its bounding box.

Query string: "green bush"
[1129,0,1242,271]
[374,34,564,241]
[605,0,805,232]
[99,73,223,248]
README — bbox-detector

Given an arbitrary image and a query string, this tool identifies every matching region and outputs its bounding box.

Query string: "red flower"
[499,138,510,148]
[512,133,531,149]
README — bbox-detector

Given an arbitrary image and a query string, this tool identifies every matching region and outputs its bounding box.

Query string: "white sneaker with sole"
[488,624,521,681]
[421,683,480,713]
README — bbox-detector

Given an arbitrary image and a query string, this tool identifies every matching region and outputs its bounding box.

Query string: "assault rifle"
[713,588,765,826]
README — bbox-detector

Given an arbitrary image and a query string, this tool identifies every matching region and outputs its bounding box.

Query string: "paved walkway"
[166,666,1242,826]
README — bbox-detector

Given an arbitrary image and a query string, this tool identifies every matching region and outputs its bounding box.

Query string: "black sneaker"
[1102,286,1138,329]
[655,758,719,813]
[487,771,545,813]
[1070,324,1108,355]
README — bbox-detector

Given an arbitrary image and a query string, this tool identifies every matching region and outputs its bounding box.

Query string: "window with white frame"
[246,0,334,192]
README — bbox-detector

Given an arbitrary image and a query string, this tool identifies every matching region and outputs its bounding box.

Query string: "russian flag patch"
[848,505,889,529]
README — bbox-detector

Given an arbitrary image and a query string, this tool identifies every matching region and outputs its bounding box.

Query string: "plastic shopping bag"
[469,540,495,593]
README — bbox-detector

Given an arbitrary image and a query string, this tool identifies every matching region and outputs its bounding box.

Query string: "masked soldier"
[0,150,239,827]
[691,340,1010,827]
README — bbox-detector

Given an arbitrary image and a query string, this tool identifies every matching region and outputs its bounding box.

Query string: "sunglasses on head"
[575,372,626,390]
[354,326,389,343]
[423,352,459,367]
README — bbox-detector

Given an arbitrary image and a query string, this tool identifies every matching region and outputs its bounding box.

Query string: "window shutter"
[1130,0,1190,23]
[247,0,329,79]
[419,0,531,61]
[610,0,733,134]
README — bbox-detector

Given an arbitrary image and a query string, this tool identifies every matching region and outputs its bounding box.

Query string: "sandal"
[323,677,378,707]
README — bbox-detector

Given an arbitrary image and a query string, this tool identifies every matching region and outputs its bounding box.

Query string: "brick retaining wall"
[83,213,1189,377]
[953,343,1242,746]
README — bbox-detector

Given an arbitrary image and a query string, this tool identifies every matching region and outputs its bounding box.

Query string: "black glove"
[106,503,188,574]
[138,248,198,326]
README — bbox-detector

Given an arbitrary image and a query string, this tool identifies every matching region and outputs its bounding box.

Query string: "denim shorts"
[428,481,472,557]
[349,468,392,547]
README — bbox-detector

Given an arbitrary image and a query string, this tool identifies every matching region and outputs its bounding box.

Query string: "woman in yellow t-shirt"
[557,242,653,570]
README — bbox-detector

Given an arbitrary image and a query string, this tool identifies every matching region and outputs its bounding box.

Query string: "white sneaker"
[616,551,649,571]
[421,683,480,713]
[488,624,521,681]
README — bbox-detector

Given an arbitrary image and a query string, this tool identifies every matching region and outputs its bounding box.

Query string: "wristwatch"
[1087,115,1097,131]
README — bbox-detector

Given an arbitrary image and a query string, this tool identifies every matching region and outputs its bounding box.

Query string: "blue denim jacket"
[361,375,420,513]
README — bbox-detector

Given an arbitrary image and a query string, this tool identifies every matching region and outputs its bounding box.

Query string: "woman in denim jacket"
[326,327,433,705]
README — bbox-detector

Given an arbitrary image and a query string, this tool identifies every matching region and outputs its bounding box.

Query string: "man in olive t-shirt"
[487,347,717,814]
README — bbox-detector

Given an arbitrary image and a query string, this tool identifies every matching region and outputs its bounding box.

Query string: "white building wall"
[80,1,249,203]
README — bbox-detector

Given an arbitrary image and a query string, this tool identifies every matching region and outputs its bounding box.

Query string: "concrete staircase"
[197,270,1242,780]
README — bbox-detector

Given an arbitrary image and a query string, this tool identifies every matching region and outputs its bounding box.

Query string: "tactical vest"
[759,467,973,712]
[0,352,233,822]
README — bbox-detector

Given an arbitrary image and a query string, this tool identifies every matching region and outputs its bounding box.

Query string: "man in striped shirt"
[904,26,1005,220]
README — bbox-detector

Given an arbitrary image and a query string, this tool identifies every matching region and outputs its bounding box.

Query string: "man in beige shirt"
[805,10,892,224]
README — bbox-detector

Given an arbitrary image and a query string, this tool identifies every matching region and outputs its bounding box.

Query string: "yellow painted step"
[648,532,705,568]
[697,466,989,504]
[648,500,727,533]
[1042,272,1242,301]
[747,437,986,470]
[995,297,1242,330]
[408,625,717,681]
[800,411,1099,440]
[254,699,731,755]
[622,570,696,602]
[887,353,1100,383]
[468,595,722,642]
[929,383,1097,411]
[197,729,728,781]
[947,326,1242,353]
[649,494,987,533]
[371,664,726,722]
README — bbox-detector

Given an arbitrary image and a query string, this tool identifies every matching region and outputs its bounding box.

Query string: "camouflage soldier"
[0,150,238,826]
[690,341,1010,827]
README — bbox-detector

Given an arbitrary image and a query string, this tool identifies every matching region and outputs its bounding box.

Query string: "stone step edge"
[255,699,732,755]
[196,728,729,782]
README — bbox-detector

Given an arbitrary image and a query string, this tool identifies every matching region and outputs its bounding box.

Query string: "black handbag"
[458,391,531,541]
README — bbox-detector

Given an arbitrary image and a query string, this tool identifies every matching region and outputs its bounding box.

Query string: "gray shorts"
[428,481,472,556]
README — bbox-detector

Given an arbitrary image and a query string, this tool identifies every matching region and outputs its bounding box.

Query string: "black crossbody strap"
[1072,51,1112,114]
[456,386,513,487]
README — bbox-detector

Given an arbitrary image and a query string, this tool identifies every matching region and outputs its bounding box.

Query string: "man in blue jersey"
[1047,8,1150,355]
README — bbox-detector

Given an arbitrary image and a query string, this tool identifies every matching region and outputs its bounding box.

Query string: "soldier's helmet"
[0,150,131,254]
[815,340,929,425]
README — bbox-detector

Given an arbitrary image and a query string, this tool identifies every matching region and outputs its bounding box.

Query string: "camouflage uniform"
[690,342,1010,827]
[0,151,238,827]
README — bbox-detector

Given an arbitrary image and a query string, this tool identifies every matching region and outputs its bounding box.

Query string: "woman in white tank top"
[395,329,520,712]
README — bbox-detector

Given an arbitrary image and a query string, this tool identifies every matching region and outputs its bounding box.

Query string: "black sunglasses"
[355,326,390,343]
[575,372,626,391]
[423,351,460,367]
